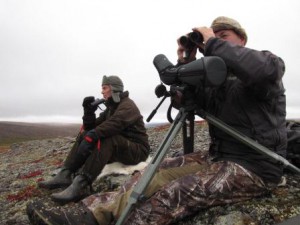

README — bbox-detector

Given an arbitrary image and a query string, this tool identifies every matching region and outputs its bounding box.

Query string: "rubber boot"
[51,174,91,205]
[38,168,72,190]
[26,199,99,225]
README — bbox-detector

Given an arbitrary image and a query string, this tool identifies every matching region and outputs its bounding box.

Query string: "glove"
[82,96,97,130]
[82,96,98,115]
[83,129,99,143]
[82,96,95,107]
[78,130,101,154]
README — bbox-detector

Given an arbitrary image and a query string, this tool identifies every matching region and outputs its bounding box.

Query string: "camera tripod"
[116,94,300,225]
[116,105,195,225]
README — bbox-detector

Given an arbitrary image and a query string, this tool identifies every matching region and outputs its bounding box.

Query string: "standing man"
[38,75,150,205]
[28,16,287,225]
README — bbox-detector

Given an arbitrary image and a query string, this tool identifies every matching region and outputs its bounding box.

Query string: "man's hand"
[79,129,101,153]
[82,96,97,130]
[82,96,95,107]
[82,96,98,113]
[192,27,215,52]
[83,129,99,143]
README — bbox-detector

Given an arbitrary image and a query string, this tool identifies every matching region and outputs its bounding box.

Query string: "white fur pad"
[97,156,151,179]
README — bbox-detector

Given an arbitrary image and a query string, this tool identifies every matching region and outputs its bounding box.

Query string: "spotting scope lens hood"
[153,54,227,87]
[178,56,227,87]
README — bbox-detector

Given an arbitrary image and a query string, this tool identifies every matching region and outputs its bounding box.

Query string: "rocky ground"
[0,121,300,225]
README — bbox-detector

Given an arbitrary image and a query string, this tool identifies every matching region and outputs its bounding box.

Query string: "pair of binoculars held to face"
[179,32,203,50]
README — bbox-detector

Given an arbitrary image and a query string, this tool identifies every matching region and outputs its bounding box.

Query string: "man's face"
[214,30,246,46]
[101,84,112,100]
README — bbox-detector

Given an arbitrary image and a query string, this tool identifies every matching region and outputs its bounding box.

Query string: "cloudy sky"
[0,0,299,124]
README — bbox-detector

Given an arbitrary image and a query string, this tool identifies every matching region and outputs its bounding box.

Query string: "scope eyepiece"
[153,54,178,85]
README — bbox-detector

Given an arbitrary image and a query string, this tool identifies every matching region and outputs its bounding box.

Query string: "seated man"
[38,75,150,204]
[28,16,287,225]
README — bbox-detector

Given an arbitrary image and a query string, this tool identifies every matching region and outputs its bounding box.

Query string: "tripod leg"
[183,112,195,154]
[197,109,300,174]
[116,108,188,225]
[151,108,188,163]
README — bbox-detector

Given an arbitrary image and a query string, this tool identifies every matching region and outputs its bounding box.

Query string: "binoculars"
[179,32,204,49]
[91,98,105,107]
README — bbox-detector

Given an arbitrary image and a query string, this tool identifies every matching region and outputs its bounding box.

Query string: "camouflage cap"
[102,75,124,103]
[211,16,247,44]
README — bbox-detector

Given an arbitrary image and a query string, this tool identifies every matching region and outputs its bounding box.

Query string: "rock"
[213,211,255,225]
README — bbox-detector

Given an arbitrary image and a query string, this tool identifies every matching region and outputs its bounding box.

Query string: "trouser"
[82,151,272,225]
[63,132,149,182]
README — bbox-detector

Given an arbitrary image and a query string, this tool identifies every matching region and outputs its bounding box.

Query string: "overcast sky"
[0,0,299,124]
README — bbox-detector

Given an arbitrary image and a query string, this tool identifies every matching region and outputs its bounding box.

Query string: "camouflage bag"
[286,120,300,168]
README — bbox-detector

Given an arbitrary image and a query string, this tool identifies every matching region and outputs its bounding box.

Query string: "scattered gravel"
[0,122,300,225]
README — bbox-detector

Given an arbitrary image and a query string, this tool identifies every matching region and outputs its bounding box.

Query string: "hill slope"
[0,122,300,224]
[0,121,80,145]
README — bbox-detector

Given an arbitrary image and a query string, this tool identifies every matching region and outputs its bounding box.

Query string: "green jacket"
[95,91,150,151]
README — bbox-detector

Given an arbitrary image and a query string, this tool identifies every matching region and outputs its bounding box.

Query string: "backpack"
[286,120,300,168]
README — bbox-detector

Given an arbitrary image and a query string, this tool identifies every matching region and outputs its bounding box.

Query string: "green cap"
[102,75,124,103]
[211,16,248,44]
